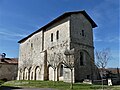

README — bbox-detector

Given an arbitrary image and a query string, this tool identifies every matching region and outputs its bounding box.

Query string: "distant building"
[17,10,100,83]
[107,68,120,75]
[98,68,120,85]
[99,68,120,78]
[0,56,18,81]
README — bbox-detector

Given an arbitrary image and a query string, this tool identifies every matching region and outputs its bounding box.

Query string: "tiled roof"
[99,68,120,74]
[18,10,97,43]
[0,58,18,64]
[107,68,120,74]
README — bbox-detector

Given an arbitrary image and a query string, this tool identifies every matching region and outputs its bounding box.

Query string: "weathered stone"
[17,11,100,83]
[0,60,18,81]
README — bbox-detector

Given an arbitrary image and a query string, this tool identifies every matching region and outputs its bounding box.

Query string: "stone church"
[17,10,100,83]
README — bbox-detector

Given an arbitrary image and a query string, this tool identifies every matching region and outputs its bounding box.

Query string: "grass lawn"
[0,80,120,90]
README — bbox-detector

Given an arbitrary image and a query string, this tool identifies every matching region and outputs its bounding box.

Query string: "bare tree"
[47,52,63,85]
[96,48,111,69]
[47,48,75,89]
[95,48,111,89]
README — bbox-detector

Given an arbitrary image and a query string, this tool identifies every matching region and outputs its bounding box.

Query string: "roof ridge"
[18,10,97,43]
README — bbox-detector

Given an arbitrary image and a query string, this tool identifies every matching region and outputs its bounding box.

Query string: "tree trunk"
[70,68,73,89]
[53,69,56,86]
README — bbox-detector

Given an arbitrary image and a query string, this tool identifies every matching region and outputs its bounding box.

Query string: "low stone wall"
[0,63,18,81]
[93,79,107,85]
[93,78,120,85]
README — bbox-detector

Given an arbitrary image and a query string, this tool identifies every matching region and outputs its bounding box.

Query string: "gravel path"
[0,86,58,90]
[14,88,57,90]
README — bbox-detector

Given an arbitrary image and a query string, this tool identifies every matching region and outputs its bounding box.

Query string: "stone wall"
[18,16,72,82]
[0,64,18,80]
[70,13,96,82]
[70,13,94,47]
[44,16,72,82]
[44,16,70,50]
[18,30,45,80]
[18,12,99,83]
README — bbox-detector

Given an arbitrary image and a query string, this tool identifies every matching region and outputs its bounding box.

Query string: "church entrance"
[57,64,64,81]
[48,66,54,81]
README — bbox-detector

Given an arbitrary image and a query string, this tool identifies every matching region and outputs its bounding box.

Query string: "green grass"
[0,80,5,85]
[1,80,120,90]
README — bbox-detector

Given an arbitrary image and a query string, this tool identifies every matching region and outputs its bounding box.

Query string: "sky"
[0,0,119,68]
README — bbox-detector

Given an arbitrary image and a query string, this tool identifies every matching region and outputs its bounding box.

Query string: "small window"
[56,31,59,40]
[51,33,53,42]
[82,30,84,36]
[80,52,84,66]
[31,43,33,49]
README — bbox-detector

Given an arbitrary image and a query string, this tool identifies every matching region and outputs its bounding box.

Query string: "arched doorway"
[19,69,22,80]
[35,66,40,80]
[57,63,64,81]
[48,66,54,81]
[28,67,31,80]
[31,72,33,80]
[24,67,28,80]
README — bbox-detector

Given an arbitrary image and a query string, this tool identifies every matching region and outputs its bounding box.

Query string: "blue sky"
[0,0,119,68]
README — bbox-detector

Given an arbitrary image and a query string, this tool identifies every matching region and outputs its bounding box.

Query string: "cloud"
[0,31,26,37]
[94,35,103,42]
[92,0,119,43]
[0,28,27,41]
[0,30,26,37]
[94,36,120,43]
[106,36,120,43]
[94,30,120,43]
[90,0,119,26]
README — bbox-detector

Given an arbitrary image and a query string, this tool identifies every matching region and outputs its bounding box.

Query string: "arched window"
[80,52,84,66]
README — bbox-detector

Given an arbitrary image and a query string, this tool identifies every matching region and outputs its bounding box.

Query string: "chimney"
[1,53,6,62]
[2,53,6,58]
[0,54,2,59]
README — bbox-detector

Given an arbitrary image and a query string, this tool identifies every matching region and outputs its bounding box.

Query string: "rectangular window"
[82,30,84,36]
[56,31,59,40]
[51,33,53,42]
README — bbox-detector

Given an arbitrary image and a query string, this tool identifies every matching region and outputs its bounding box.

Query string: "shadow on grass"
[0,86,22,90]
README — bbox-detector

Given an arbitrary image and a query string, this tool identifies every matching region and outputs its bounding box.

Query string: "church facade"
[17,10,100,82]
